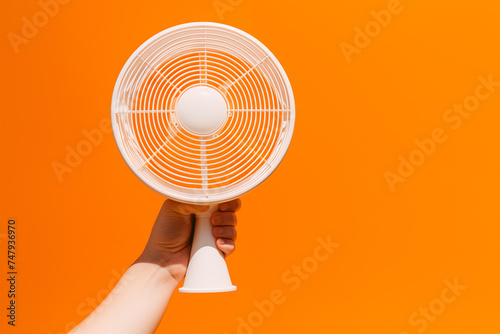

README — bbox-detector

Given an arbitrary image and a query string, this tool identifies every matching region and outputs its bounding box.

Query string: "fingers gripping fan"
[111,22,295,293]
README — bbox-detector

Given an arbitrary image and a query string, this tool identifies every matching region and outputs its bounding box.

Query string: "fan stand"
[179,204,236,293]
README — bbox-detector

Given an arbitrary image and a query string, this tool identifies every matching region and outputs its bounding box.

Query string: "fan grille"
[112,23,295,203]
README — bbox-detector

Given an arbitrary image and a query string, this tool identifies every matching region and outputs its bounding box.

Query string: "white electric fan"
[111,22,295,293]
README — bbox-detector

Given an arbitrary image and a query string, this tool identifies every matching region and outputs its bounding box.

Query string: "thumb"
[163,199,210,215]
[183,203,211,215]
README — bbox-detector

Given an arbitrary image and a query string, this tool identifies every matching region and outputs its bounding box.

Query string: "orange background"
[1,0,499,333]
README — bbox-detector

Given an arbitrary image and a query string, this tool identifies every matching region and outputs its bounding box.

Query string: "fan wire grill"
[113,24,294,201]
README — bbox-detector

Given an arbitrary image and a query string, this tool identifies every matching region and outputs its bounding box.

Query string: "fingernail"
[218,238,226,245]
[220,203,228,211]
[213,216,222,224]
[215,227,224,234]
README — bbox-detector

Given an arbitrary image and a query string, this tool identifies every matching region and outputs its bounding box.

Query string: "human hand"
[135,199,241,283]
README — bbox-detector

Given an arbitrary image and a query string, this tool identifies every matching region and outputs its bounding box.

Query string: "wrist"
[126,261,180,297]
[134,246,188,284]
[132,255,182,284]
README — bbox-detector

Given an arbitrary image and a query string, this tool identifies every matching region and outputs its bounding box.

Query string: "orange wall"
[1,1,499,333]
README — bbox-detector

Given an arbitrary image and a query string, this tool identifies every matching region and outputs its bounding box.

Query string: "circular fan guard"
[112,22,295,204]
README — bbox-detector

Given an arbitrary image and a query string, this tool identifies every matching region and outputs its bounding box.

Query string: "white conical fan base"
[179,205,236,293]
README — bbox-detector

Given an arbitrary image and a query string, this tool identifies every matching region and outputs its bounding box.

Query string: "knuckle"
[233,198,242,211]
[212,212,223,225]
[231,212,238,225]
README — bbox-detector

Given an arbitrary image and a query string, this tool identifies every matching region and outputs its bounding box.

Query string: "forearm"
[70,262,178,334]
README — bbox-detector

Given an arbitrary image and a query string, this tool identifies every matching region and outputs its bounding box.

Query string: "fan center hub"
[175,86,228,135]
